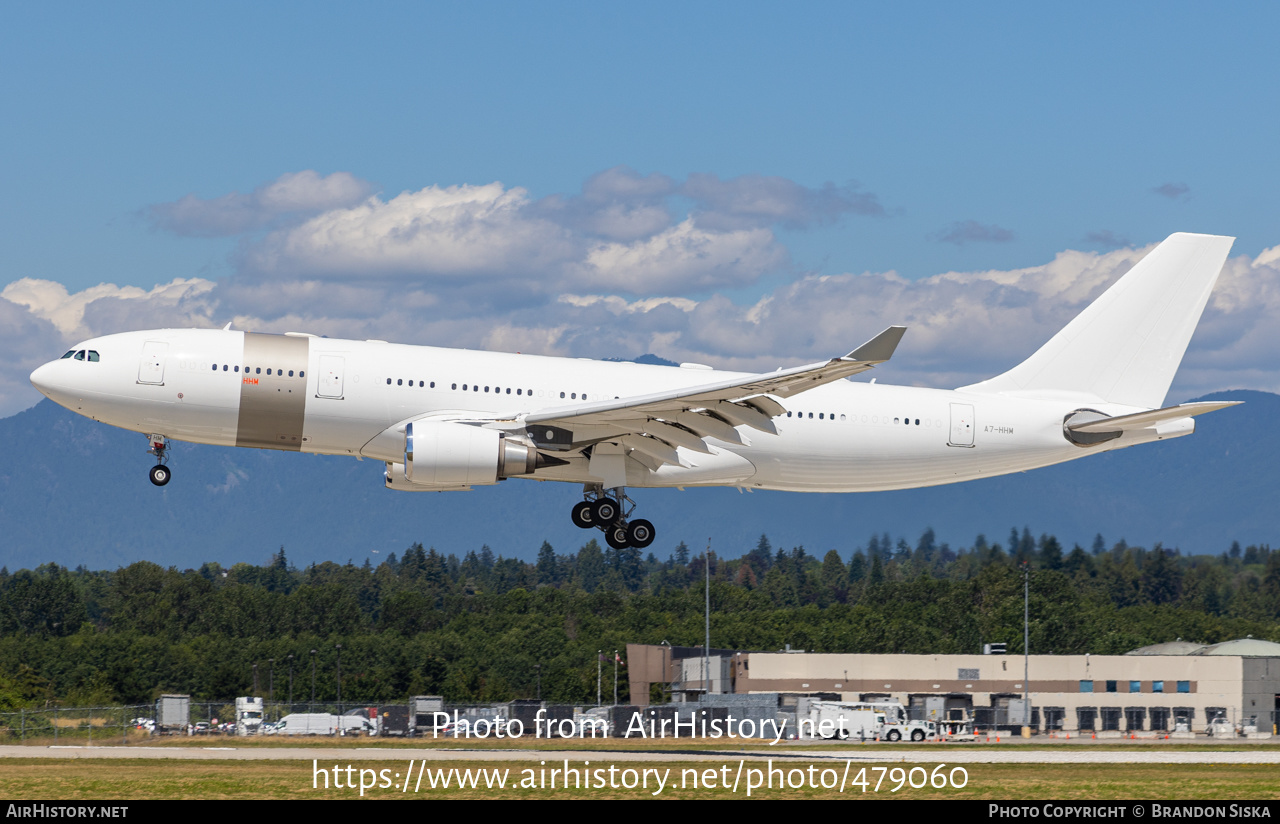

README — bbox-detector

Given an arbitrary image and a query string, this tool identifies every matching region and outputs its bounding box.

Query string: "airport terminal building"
[626,639,1280,733]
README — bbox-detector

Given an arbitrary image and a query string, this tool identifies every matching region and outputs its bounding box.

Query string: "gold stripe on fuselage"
[235,333,309,450]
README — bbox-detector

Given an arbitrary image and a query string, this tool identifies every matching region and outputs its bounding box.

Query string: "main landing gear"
[570,486,655,550]
[147,434,171,487]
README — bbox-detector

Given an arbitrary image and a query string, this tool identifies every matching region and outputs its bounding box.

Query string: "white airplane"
[29,232,1240,551]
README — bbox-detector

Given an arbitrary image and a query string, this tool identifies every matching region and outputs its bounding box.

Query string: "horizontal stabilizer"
[1067,401,1242,434]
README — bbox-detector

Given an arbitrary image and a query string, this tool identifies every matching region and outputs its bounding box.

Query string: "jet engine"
[399,421,538,488]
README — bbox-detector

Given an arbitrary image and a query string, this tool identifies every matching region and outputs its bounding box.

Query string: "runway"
[2,745,1278,764]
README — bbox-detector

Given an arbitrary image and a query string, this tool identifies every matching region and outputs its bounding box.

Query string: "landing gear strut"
[569,486,655,549]
[147,435,171,487]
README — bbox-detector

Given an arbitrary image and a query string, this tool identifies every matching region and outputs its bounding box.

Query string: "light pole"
[704,538,711,699]
[1023,561,1031,738]
[597,650,602,707]
[336,644,343,713]
[252,662,259,695]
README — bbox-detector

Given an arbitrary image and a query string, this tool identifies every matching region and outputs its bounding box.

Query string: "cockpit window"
[60,350,76,359]
[74,350,86,361]
[88,351,100,362]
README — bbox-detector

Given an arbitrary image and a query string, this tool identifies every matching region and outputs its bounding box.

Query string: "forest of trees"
[0,527,1278,710]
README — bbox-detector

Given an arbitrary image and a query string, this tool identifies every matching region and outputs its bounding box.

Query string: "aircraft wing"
[513,326,905,461]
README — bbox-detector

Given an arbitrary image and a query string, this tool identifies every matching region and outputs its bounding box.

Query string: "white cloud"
[245,182,577,281]
[147,171,375,237]
[6,170,1280,418]
[934,220,1015,246]
[576,219,786,293]
[681,173,884,230]
[2,278,216,339]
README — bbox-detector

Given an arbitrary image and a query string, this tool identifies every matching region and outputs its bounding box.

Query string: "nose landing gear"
[147,435,171,486]
[569,486,656,549]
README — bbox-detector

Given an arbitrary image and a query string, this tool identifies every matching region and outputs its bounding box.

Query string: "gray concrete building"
[626,639,1280,733]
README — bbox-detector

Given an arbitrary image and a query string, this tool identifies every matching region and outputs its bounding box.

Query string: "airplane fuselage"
[30,328,1175,494]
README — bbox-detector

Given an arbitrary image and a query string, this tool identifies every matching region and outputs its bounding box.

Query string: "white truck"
[235,696,264,735]
[806,701,936,741]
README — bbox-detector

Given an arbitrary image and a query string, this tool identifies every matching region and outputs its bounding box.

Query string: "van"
[272,713,339,735]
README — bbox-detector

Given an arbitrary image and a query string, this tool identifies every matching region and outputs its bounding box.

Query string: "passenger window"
[397,379,403,386]
[786,412,792,417]
[211,364,217,370]
[517,389,522,395]
[289,370,294,377]
[818,413,824,420]
[223,365,228,371]
[386,378,392,385]
[88,351,100,362]
[485,386,490,393]
[428,381,434,388]
[571,392,576,399]
[474,385,479,391]
[234,366,240,372]
[256,368,261,374]
[807,412,813,419]
[299,371,305,378]
[894,417,900,424]
[452,384,457,390]
[505,388,510,394]
[74,351,85,361]
[463,384,468,390]
[840,414,846,421]
[61,350,76,359]
[560,392,566,398]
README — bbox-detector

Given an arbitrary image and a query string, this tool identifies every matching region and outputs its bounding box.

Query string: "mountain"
[0,391,1273,570]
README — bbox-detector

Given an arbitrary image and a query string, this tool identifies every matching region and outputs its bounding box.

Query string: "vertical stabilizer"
[960,232,1234,408]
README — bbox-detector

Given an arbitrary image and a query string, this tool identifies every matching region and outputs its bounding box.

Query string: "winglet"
[845,326,906,363]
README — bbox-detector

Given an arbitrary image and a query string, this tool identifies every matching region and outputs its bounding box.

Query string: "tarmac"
[2,745,1279,764]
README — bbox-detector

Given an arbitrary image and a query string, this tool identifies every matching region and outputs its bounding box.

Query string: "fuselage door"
[137,341,168,385]
[948,402,975,447]
[317,354,345,399]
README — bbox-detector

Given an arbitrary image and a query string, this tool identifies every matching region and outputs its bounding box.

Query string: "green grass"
[0,759,1277,800]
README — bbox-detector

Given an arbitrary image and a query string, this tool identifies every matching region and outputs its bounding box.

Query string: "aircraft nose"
[30,361,56,397]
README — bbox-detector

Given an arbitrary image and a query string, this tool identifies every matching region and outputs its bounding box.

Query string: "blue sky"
[1,2,1278,414]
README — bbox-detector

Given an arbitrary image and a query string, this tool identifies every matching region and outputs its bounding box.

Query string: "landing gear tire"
[149,465,171,487]
[570,501,595,529]
[626,519,656,549]
[604,524,631,550]
[591,497,620,524]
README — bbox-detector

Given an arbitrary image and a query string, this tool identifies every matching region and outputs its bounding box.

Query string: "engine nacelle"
[385,463,473,492]
[401,421,537,487]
